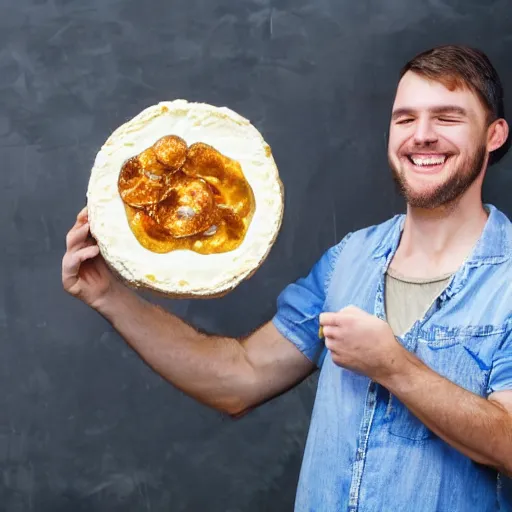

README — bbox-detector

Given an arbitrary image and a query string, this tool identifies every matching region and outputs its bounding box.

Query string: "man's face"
[387,71,489,209]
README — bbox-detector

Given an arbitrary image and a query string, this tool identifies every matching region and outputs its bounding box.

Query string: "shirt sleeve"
[271,233,352,368]
[487,328,512,395]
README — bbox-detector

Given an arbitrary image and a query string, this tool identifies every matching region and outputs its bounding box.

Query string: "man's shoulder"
[334,213,403,257]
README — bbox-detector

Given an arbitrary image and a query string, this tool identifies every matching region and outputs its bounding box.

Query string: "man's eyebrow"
[391,105,468,120]
[430,105,468,116]
[391,108,415,120]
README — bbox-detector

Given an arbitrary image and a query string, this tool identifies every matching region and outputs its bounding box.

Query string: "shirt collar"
[466,204,512,265]
[373,204,512,265]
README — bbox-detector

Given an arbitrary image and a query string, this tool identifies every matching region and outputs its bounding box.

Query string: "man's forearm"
[381,349,512,475]
[95,286,254,415]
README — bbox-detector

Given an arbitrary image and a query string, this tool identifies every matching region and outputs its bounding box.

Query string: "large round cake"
[87,100,284,298]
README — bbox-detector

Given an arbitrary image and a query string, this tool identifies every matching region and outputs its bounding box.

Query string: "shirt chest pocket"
[387,325,500,441]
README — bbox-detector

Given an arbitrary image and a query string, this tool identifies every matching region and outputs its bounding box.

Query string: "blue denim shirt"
[273,204,512,512]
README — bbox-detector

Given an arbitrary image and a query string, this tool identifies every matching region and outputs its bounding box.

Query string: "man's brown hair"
[400,44,508,163]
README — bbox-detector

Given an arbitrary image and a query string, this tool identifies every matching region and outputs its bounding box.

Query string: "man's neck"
[390,195,489,279]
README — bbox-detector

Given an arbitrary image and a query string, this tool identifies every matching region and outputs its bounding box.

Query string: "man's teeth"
[410,156,446,166]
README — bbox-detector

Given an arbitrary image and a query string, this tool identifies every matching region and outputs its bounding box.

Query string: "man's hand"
[62,206,125,311]
[319,305,407,382]
[320,307,512,474]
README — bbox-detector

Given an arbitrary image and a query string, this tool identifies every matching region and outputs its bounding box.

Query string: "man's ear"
[487,118,509,153]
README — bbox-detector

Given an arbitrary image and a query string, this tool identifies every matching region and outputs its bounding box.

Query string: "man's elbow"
[215,396,254,419]
[496,432,512,476]
[499,456,512,478]
[485,449,512,477]
[228,406,254,419]
[218,369,260,418]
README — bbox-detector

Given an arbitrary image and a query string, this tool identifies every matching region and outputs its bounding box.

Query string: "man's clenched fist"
[319,305,408,382]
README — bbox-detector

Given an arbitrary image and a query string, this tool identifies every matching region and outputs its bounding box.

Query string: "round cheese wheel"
[87,100,284,298]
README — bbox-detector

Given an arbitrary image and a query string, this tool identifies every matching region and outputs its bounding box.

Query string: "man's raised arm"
[62,207,315,416]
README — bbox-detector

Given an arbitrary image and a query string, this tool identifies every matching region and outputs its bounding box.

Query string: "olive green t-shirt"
[385,267,453,337]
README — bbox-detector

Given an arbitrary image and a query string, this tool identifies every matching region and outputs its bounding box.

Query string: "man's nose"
[413,118,438,145]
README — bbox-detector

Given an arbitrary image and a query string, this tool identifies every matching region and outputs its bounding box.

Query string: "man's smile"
[402,152,452,174]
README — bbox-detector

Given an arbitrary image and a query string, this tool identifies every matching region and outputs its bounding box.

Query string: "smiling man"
[62,45,512,511]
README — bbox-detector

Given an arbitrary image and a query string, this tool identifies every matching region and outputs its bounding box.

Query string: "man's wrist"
[377,342,426,393]
[92,281,139,321]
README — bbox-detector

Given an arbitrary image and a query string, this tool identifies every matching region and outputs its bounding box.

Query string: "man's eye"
[396,118,414,125]
[438,117,459,123]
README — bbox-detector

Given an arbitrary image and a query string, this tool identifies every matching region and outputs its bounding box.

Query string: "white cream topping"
[87,100,284,297]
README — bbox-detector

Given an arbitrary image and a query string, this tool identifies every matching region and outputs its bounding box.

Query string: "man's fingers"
[73,244,100,268]
[66,222,92,251]
[69,206,88,232]
[63,244,100,282]
[77,206,88,223]
[322,326,338,339]
[319,312,341,327]
[319,313,339,338]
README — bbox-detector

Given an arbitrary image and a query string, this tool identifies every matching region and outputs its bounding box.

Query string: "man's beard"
[389,144,487,209]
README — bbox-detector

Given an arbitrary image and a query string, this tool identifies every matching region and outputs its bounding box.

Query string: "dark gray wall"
[1,0,511,510]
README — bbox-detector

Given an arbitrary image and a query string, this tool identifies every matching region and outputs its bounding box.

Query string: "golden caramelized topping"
[183,143,254,218]
[117,136,255,254]
[138,148,168,177]
[153,135,188,170]
[118,156,171,207]
[152,172,216,238]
